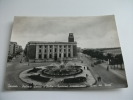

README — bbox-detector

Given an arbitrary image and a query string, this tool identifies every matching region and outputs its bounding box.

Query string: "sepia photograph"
[4,15,128,90]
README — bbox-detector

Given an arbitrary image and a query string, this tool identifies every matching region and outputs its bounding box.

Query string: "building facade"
[8,42,23,57]
[25,33,77,62]
[8,42,18,56]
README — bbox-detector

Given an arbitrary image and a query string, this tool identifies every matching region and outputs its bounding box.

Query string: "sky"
[11,15,120,49]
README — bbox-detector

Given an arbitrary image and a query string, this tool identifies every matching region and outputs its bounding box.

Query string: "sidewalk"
[100,62,127,80]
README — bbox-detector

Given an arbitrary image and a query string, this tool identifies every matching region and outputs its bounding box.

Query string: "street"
[5,53,128,90]
[5,54,51,90]
[80,53,127,87]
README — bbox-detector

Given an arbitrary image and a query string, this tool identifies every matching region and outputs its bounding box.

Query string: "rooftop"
[28,41,77,44]
[10,41,17,44]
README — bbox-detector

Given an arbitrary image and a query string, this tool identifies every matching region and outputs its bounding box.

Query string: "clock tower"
[68,33,74,42]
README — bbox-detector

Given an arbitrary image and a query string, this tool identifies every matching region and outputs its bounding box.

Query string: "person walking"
[97,76,101,82]
[107,66,109,71]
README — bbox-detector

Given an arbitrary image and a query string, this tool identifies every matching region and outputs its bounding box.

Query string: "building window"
[55,48,57,52]
[50,49,52,53]
[59,54,61,57]
[64,54,66,57]
[50,45,52,48]
[44,54,47,58]
[39,45,42,48]
[49,54,52,58]
[39,54,42,59]
[68,53,71,57]
[39,49,41,53]
[45,49,47,53]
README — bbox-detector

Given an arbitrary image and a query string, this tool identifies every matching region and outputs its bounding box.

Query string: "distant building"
[8,42,17,56]
[24,33,77,62]
[77,47,82,52]
[17,45,23,53]
[8,42,23,56]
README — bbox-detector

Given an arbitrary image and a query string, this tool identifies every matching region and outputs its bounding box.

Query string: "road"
[5,53,127,90]
[5,54,51,90]
[79,53,127,87]
[5,54,28,90]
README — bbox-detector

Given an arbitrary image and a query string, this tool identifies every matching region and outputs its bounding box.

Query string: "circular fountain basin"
[42,66,83,77]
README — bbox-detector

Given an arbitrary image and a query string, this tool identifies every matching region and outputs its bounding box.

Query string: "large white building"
[24,33,77,62]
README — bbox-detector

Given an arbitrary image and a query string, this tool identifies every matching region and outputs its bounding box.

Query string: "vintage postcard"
[5,15,128,90]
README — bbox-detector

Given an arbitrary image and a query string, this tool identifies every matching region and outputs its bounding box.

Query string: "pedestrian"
[97,76,101,82]
[31,83,34,88]
[68,84,70,87]
[91,64,94,67]
[86,74,88,77]
[87,67,90,70]
[21,59,23,63]
[28,83,31,88]
[114,65,115,70]
[38,74,40,76]
[107,66,109,71]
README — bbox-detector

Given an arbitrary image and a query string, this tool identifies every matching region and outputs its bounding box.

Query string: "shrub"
[63,77,86,83]
[27,67,41,73]
[28,75,50,82]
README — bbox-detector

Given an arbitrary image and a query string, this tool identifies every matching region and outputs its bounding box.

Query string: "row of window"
[38,53,71,59]
[38,48,71,53]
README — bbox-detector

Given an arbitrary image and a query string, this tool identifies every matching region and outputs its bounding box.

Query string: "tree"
[115,54,123,69]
